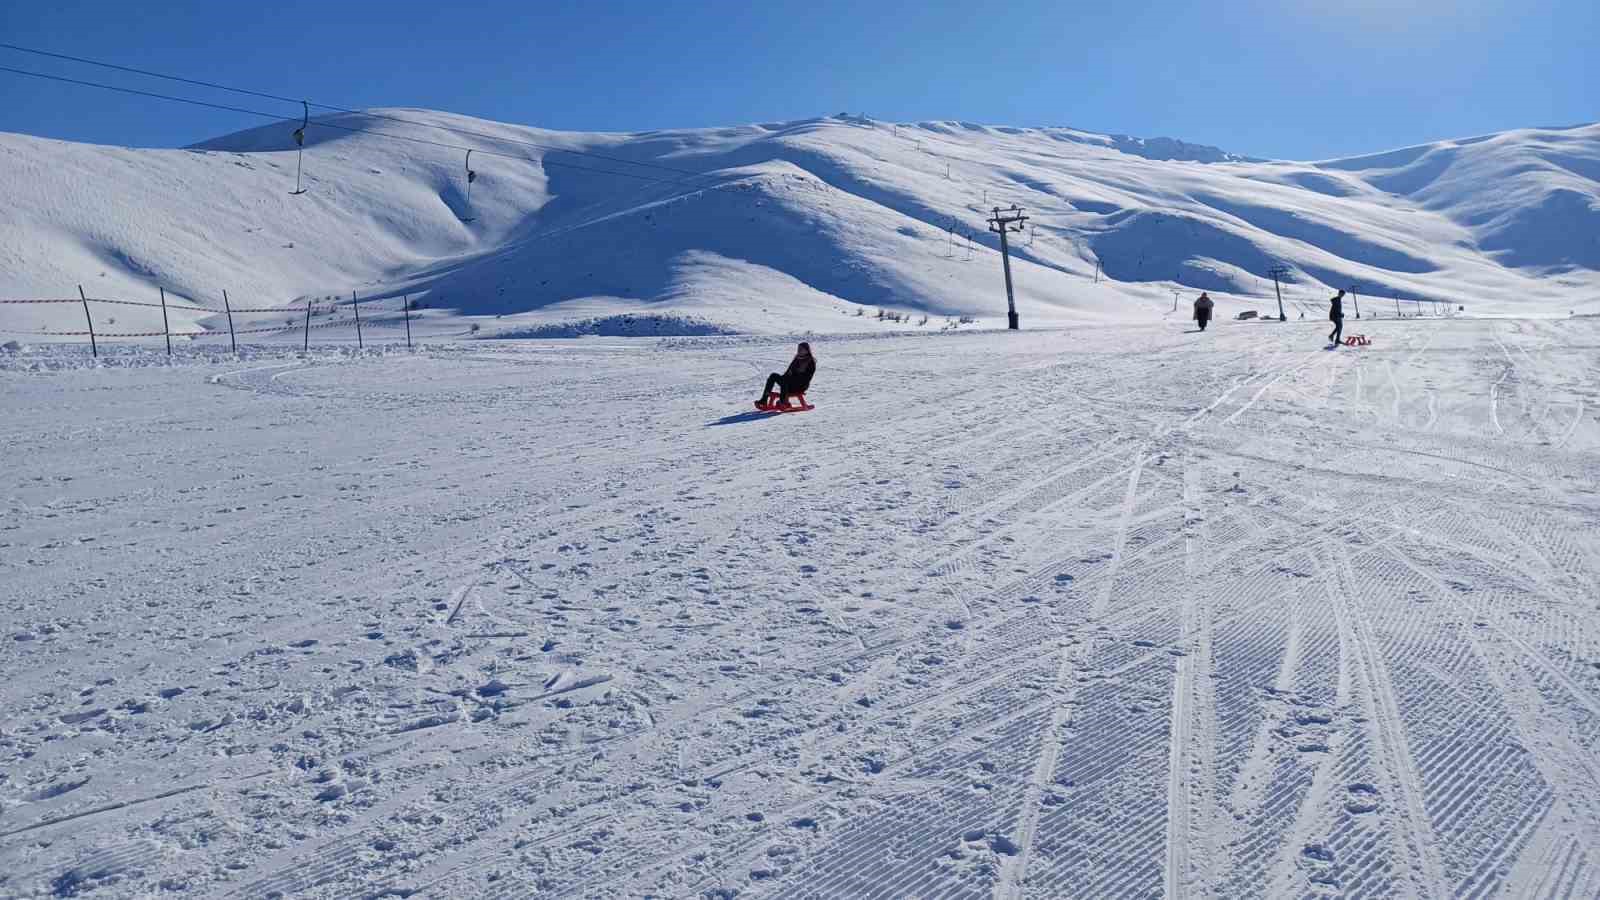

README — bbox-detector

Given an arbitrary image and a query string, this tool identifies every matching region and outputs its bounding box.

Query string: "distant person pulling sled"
[1327,290,1346,346]
[756,342,816,410]
[1193,293,1215,331]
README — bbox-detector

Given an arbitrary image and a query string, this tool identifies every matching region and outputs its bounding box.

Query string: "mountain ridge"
[2,109,1596,338]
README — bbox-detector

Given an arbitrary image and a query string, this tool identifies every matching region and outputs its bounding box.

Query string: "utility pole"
[1268,265,1290,322]
[1349,283,1361,319]
[987,206,1028,330]
[290,100,309,196]
[1093,257,1101,283]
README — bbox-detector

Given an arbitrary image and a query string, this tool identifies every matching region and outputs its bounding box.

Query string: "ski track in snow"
[1,318,1598,899]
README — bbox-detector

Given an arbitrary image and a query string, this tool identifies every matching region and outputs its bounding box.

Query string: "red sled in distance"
[754,392,814,413]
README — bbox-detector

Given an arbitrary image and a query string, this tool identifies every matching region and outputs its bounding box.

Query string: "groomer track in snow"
[2,316,1598,897]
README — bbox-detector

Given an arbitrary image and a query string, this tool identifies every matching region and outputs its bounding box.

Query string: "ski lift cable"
[0,61,837,276]
[0,58,995,260]
[0,65,719,189]
[0,63,804,288]
[0,42,723,184]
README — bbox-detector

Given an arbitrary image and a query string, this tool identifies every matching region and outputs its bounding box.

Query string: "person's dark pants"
[1329,318,1344,344]
[1197,316,1209,331]
[760,373,792,403]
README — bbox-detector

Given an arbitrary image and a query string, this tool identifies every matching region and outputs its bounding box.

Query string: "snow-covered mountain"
[1,110,1596,336]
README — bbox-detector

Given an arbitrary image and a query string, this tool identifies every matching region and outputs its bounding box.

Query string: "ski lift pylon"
[462,149,477,222]
[290,100,309,195]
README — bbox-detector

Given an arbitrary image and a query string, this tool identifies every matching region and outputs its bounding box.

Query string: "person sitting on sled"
[756,342,816,409]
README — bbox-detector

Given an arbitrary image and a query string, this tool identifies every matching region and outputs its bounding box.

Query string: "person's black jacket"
[783,355,816,393]
[1329,295,1345,321]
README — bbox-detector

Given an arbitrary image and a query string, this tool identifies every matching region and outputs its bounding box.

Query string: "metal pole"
[290,100,309,195]
[77,284,97,358]
[303,301,312,353]
[988,206,1026,329]
[222,290,237,354]
[1394,296,1401,317]
[1270,272,1286,322]
[352,290,363,349]
[159,287,172,355]
[403,293,412,349]
[998,224,1018,329]
[1350,286,1361,319]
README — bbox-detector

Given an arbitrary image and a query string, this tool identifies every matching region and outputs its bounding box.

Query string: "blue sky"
[0,0,1592,160]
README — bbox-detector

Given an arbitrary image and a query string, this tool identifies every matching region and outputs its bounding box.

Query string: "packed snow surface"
[2,112,1598,343]
[3,318,1600,897]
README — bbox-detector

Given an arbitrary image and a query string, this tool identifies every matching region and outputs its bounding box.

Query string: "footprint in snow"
[1344,783,1379,814]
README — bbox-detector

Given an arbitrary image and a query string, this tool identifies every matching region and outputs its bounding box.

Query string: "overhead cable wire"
[0,42,721,183]
[0,65,720,188]
[1,41,305,105]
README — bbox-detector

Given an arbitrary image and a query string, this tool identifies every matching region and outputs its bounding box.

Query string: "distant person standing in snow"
[1193,293,1215,331]
[756,342,816,408]
[1328,290,1346,346]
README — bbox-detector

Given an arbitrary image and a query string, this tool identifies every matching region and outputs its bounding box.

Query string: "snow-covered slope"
[1,111,1597,336]
[5,319,1600,898]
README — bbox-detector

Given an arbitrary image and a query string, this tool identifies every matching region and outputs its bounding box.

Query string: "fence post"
[303,301,312,354]
[77,284,97,358]
[403,293,412,349]
[158,287,172,355]
[352,290,363,349]
[222,290,237,354]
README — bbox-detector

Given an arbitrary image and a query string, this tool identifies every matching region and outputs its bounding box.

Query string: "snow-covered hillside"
[4,319,1600,898]
[1,110,1597,337]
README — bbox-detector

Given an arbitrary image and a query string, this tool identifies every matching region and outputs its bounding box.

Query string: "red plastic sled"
[755,391,814,413]
[1343,334,1372,347]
